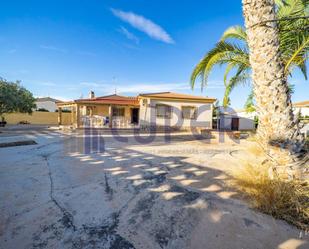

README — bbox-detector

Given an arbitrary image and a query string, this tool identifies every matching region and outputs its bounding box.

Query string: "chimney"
[89,91,95,99]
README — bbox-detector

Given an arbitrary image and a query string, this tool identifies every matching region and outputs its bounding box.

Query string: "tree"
[0,78,36,120]
[242,0,308,178]
[191,0,309,110]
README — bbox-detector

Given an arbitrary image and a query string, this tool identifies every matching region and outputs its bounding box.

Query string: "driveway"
[0,127,308,249]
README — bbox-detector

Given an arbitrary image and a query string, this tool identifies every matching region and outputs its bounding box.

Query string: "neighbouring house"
[36,97,60,112]
[56,91,216,130]
[293,100,309,137]
[293,100,309,118]
[218,107,255,131]
[218,100,309,133]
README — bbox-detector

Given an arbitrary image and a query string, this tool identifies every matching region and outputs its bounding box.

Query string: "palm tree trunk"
[242,0,308,179]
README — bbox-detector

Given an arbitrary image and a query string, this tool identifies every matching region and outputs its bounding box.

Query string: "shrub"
[231,163,309,230]
[55,109,71,113]
[61,109,71,113]
[37,108,49,112]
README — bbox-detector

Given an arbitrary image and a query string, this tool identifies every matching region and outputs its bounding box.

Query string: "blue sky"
[0,0,308,108]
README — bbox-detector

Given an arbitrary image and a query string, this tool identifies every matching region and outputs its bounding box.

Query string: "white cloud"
[118,26,139,44]
[111,8,174,44]
[40,45,67,53]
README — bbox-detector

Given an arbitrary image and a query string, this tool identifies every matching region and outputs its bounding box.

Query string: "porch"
[56,94,140,129]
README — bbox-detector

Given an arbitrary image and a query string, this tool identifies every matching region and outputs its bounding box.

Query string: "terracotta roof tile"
[139,92,216,102]
[75,94,139,105]
[294,100,309,107]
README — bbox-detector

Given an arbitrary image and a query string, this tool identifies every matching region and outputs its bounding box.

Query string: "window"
[112,107,125,117]
[182,106,197,119]
[156,104,171,118]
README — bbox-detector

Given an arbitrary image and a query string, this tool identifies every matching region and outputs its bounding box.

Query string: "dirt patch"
[33,213,135,249]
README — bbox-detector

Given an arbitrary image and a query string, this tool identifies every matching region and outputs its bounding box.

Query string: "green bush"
[37,108,49,112]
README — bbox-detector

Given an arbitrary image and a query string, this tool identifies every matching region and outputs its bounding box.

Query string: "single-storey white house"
[57,91,216,130]
[293,101,309,136]
[36,97,60,112]
[218,100,309,133]
[293,100,309,117]
[218,107,255,131]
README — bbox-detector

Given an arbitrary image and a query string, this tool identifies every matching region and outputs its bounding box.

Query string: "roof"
[294,100,309,107]
[74,94,139,106]
[36,97,60,103]
[139,92,216,102]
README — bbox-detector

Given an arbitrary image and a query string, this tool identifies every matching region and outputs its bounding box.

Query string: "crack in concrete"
[104,173,113,200]
[42,154,77,231]
[36,153,137,248]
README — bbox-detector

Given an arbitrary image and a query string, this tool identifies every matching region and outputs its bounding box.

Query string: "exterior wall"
[139,98,213,130]
[239,118,255,130]
[3,112,71,125]
[219,116,232,130]
[219,115,255,131]
[294,107,309,117]
[93,105,109,116]
[36,101,58,112]
[300,123,309,137]
[236,111,256,119]
[235,107,309,118]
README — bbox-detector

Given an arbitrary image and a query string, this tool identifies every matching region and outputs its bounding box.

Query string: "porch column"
[108,105,112,128]
[58,107,62,125]
[76,104,80,128]
[71,106,74,125]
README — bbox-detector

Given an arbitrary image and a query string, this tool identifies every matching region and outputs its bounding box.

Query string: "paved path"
[0,128,308,249]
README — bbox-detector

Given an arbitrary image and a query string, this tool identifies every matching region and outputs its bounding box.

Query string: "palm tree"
[242,0,308,179]
[191,0,309,110]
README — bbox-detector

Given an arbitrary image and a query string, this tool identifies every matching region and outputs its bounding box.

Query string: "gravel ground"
[0,127,308,249]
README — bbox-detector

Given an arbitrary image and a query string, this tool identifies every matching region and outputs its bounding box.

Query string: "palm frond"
[284,35,309,76]
[190,41,249,90]
[244,90,256,113]
[220,26,247,42]
[223,71,251,107]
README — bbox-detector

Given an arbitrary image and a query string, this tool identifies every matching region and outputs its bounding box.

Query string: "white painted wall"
[234,106,309,119]
[239,117,255,130]
[219,116,232,130]
[139,98,213,129]
[219,115,255,130]
[36,100,58,112]
[294,107,309,117]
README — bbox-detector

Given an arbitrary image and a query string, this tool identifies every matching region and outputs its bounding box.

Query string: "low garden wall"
[3,112,72,125]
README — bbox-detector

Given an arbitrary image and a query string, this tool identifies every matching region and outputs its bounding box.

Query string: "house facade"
[218,100,309,132]
[293,100,309,117]
[218,107,255,131]
[36,97,60,112]
[56,92,216,130]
